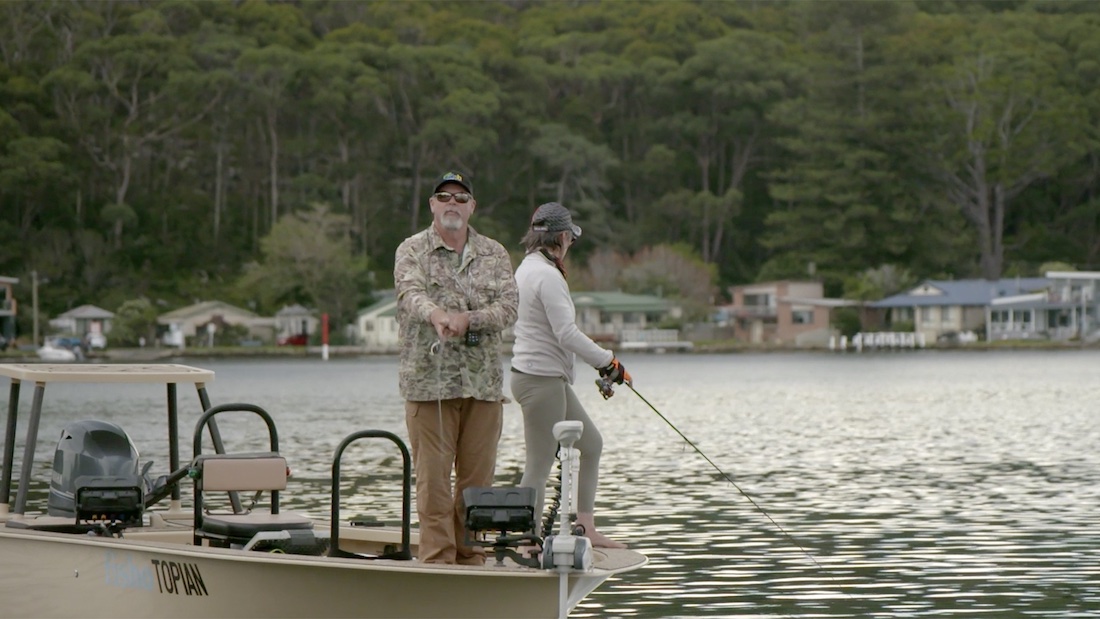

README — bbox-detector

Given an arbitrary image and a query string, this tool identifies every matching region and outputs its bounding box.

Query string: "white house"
[356,292,398,351]
[49,304,115,338]
[571,291,680,342]
[157,300,274,347]
[274,304,318,342]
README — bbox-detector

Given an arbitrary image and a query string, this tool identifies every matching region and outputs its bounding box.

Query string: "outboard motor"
[47,420,145,528]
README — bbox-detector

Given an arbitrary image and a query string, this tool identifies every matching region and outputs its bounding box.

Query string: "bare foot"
[584,530,626,549]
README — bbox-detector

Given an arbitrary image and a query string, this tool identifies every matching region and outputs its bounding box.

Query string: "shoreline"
[3,338,1098,364]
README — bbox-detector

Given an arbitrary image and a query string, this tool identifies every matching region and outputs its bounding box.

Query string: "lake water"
[3,351,1099,618]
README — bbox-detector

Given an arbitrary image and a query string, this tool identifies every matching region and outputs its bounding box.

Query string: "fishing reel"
[595,377,616,399]
[595,375,633,399]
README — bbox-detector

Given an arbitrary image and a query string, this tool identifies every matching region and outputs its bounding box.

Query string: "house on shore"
[571,291,681,343]
[987,272,1100,342]
[157,301,274,347]
[275,304,319,344]
[723,280,855,347]
[869,275,1100,343]
[355,291,398,351]
[49,304,115,340]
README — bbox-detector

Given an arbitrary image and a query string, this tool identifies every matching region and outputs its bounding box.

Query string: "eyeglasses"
[433,191,472,204]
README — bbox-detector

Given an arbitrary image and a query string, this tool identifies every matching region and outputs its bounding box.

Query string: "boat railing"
[329,429,412,561]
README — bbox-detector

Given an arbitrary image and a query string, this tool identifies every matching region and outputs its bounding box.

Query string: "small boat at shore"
[0,363,646,618]
[35,340,81,362]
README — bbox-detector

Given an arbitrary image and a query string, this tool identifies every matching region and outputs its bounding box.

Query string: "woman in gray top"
[510,202,631,549]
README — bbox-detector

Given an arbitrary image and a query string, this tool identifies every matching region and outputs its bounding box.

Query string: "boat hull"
[0,526,638,618]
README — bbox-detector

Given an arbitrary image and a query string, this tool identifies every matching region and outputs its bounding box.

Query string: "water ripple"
[3,353,1099,617]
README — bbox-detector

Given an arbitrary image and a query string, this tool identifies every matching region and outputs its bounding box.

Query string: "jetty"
[618,329,694,353]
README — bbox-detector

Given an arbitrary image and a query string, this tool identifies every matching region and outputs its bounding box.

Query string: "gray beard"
[440,215,462,231]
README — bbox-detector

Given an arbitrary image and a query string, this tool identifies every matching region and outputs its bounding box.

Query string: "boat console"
[463,485,542,567]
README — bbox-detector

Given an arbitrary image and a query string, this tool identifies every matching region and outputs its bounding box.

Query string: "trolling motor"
[463,421,594,573]
[540,421,593,572]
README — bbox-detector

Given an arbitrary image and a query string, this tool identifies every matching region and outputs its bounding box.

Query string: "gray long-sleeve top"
[510,251,614,383]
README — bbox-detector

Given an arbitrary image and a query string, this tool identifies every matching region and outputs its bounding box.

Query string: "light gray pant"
[510,371,604,533]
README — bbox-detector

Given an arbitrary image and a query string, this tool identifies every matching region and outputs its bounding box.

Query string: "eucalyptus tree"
[529,122,620,232]
[512,1,706,247]
[379,42,502,233]
[511,6,627,246]
[398,3,526,240]
[235,44,304,230]
[1020,7,1100,268]
[653,29,794,268]
[188,15,251,245]
[604,0,746,228]
[0,138,70,240]
[297,31,389,256]
[44,5,223,249]
[913,11,1086,279]
[0,0,57,68]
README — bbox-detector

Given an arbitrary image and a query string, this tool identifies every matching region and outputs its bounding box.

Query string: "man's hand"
[430,308,451,339]
[445,311,471,337]
[430,309,472,339]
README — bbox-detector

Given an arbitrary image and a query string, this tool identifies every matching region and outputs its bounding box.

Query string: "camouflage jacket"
[394,225,518,402]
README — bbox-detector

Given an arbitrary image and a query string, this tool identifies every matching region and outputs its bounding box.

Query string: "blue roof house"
[871,278,1052,342]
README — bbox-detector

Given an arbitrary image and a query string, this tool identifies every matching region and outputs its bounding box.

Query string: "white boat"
[35,341,79,362]
[0,363,646,619]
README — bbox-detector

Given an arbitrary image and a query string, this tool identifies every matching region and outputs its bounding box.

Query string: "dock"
[618,329,694,353]
[830,331,926,351]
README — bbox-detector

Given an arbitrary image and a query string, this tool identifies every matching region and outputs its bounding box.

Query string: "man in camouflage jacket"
[394,171,518,565]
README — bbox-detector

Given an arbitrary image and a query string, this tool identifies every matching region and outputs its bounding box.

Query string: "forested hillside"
[2,0,1098,336]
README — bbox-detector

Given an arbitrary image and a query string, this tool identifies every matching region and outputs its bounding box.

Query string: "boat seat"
[192,452,313,549]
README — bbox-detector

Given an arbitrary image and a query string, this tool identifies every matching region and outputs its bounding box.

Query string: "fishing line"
[621,382,855,594]
[431,339,444,430]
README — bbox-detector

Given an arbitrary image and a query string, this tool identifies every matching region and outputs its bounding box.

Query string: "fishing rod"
[595,377,831,575]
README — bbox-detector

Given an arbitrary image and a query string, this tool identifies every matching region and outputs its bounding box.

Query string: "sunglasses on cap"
[433,191,473,204]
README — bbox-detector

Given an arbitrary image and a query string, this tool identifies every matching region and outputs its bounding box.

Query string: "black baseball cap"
[433,171,472,194]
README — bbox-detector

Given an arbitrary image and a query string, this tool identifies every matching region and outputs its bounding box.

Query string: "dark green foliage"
[831,307,863,338]
[1,0,1098,332]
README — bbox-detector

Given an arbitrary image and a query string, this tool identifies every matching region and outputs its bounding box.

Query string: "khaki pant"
[405,398,502,564]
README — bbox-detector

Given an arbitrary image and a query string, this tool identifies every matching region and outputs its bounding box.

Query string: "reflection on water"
[3,352,1099,618]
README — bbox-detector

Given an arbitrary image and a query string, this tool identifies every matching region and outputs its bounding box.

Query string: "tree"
[763,1,930,292]
[842,264,917,300]
[916,13,1086,279]
[236,203,370,329]
[0,137,69,238]
[235,44,301,229]
[110,297,159,346]
[654,29,794,266]
[574,243,717,321]
[529,123,620,236]
[45,7,222,248]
